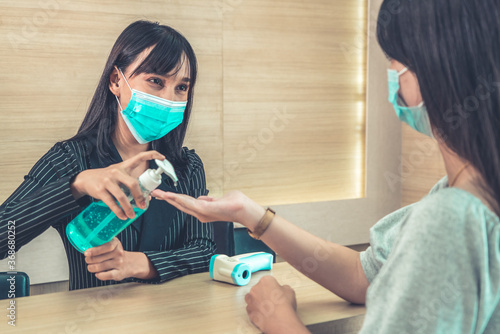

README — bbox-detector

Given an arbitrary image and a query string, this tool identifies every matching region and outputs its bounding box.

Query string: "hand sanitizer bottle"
[66,159,178,253]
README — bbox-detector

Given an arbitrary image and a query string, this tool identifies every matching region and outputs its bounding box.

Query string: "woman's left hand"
[245,276,309,334]
[151,190,265,231]
[84,238,158,281]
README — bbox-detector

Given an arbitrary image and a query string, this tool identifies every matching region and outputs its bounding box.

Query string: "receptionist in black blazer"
[0,20,215,290]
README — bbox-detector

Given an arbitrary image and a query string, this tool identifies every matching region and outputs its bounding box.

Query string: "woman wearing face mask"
[0,20,215,290]
[153,0,500,332]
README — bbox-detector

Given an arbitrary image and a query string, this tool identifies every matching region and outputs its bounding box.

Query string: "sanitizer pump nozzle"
[139,159,179,190]
[66,159,178,253]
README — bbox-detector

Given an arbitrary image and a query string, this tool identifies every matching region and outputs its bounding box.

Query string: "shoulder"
[57,139,90,169]
[410,187,498,232]
[47,139,88,157]
[427,175,449,195]
[30,140,85,168]
[179,147,208,195]
[181,147,205,174]
[399,188,500,260]
[26,139,88,180]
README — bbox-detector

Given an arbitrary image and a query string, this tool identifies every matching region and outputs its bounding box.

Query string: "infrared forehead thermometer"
[209,252,273,286]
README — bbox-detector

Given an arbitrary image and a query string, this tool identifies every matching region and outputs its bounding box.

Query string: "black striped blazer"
[0,139,215,290]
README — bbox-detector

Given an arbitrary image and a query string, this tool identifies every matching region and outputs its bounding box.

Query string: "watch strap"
[247,208,276,240]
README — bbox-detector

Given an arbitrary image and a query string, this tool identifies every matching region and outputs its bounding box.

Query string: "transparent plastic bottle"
[66,159,178,253]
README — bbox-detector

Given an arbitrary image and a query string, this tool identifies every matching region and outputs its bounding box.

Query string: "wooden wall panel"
[223,0,367,205]
[401,124,446,206]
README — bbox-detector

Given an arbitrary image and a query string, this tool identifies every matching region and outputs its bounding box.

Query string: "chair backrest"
[233,228,276,262]
[0,272,30,300]
[212,222,277,262]
[211,221,235,256]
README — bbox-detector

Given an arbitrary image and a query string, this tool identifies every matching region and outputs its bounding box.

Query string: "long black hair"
[377,0,500,216]
[69,20,197,170]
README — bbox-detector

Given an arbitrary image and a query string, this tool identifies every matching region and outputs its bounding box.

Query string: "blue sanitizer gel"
[66,190,148,253]
[66,159,178,253]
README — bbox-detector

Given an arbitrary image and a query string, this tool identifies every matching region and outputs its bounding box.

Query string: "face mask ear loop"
[396,67,425,108]
[398,67,409,76]
[117,67,133,92]
[115,66,133,111]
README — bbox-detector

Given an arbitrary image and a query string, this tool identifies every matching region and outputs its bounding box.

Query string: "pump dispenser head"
[154,159,178,186]
[138,159,179,192]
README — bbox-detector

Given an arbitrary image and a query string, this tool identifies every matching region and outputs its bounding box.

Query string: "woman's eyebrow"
[154,73,190,83]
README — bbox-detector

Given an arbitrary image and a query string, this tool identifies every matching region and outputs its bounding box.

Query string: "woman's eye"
[149,78,164,87]
[177,84,188,92]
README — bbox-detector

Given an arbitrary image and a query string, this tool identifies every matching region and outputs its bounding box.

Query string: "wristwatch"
[247,208,276,240]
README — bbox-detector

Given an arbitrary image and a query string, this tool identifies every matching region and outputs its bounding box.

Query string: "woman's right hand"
[245,276,308,334]
[70,151,165,220]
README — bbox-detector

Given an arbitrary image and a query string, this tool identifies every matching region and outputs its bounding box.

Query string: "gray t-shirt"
[359,176,500,333]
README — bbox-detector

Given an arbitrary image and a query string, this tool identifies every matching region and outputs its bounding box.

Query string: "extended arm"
[152,190,369,304]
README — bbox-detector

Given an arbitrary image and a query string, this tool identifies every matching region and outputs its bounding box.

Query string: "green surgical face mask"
[387,67,433,138]
[116,68,187,144]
